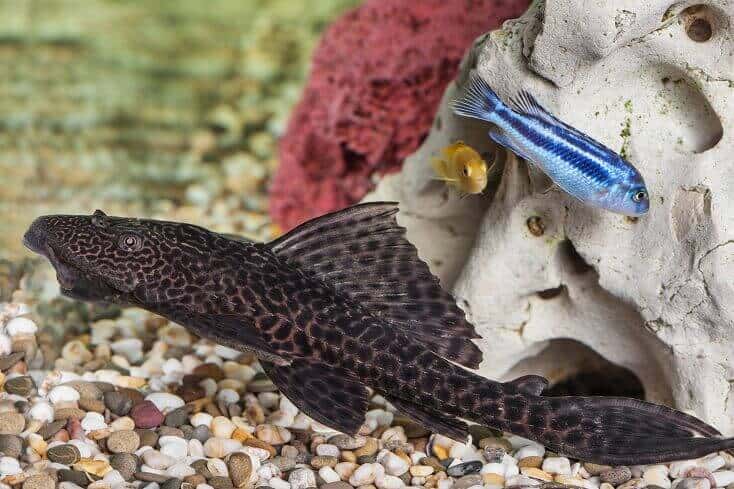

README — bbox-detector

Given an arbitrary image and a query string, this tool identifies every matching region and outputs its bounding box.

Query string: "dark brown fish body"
[24,203,734,464]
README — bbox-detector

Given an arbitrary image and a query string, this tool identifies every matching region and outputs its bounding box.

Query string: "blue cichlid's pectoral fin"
[528,164,555,194]
[489,130,532,162]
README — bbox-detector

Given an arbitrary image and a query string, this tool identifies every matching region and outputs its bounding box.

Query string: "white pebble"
[279,397,299,418]
[145,392,184,412]
[59,483,85,489]
[103,470,125,484]
[670,461,699,479]
[376,474,405,489]
[269,478,290,489]
[188,439,204,458]
[0,335,12,356]
[713,471,734,487]
[5,317,37,336]
[316,443,340,458]
[0,457,20,476]
[67,440,93,458]
[643,465,671,489]
[380,427,406,444]
[542,457,572,476]
[167,463,196,478]
[48,385,81,404]
[207,458,229,477]
[211,416,236,438]
[366,409,394,427]
[515,444,545,460]
[350,463,385,486]
[217,388,240,404]
[319,467,341,484]
[142,450,177,470]
[200,378,218,398]
[203,437,242,458]
[190,412,213,428]
[701,454,726,473]
[381,451,410,476]
[28,401,54,423]
[289,468,316,489]
[81,412,107,431]
[437,479,453,489]
[159,437,188,459]
[110,338,143,363]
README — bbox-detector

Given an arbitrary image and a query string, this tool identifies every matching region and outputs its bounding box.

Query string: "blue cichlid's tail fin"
[452,72,504,122]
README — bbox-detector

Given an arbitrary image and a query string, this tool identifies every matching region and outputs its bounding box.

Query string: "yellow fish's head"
[458,157,488,194]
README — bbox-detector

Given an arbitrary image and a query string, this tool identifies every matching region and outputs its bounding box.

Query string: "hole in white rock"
[506,339,645,399]
[680,5,718,43]
[655,70,723,153]
[558,240,593,275]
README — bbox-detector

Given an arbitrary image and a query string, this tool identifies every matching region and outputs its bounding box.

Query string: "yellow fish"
[432,141,489,195]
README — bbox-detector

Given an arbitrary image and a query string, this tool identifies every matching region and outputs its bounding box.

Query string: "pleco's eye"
[632,189,648,203]
[119,233,142,252]
[463,167,470,177]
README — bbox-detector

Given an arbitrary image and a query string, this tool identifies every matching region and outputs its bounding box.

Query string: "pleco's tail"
[477,382,734,465]
[452,71,504,122]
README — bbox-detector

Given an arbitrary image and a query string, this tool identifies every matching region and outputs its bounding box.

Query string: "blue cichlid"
[452,72,650,216]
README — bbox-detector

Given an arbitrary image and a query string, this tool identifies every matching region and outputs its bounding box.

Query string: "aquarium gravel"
[0,301,732,489]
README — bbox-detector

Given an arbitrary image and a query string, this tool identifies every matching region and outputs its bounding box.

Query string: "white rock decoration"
[368,0,734,433]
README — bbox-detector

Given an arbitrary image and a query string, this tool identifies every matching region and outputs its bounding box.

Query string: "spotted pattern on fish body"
[24,204,734,465]
[453,72,650,216]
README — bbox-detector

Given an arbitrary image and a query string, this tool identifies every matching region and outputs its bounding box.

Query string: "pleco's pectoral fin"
[506,374,549,396]
[384,394,470,442]
[261,359,370,435]
[267,202,483,369]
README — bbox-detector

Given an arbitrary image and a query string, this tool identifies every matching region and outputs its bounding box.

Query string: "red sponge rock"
[270,0,530,230]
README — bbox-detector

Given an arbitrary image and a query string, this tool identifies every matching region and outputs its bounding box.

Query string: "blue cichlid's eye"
[118,233,142,252]
[632,189,648,203]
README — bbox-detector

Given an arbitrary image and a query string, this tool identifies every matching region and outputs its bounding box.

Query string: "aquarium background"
[0,0,358,277]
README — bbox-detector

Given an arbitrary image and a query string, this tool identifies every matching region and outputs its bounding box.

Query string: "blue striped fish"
[452,72,649,216]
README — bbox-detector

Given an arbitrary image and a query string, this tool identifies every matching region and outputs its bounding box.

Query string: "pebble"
[48,443,82,465]
[376,474,405,489]
[543,457,572,476]
[58,469,90,487]
[5,376,34,396]
[107,429,140,453]
[5,317,37,336]
[677,478,711,489]
[228,452,253,488]
[0,455,21,475]
[311,455,339,469]
[382,451,411,476]
[256,424,291,445]
[22,473,55,489]
[289,468,316,489]
[0,434,22,458]
[453,474,483,489]
[322,483,352,489]
[104,391,134,416]
[49,385,81,404]
[331,434,368,450]
[131,401,165,428]
[350,463,384,486]
[713,472,734,487]
[145,393,185,413]
[110,453,139,481]
[0,412,25,434]
[0,352,24,371]
[448,461,483,477]
[316,443,341,458]
[601,466,632,485]
[203,437,242,458]
[81,411,107,431]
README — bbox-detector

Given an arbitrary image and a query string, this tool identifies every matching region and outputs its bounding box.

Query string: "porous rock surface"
[368,0,734,433]
[269,0,531,230]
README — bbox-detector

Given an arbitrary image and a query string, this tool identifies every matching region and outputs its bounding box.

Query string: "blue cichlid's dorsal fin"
[509,90,560,126]
[268,202,483,369]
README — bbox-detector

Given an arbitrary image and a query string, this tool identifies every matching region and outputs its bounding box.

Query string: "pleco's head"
[23,210,221,305]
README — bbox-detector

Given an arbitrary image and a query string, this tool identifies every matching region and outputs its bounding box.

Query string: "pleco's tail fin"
[452,71,504,122]
[480,388,734,465]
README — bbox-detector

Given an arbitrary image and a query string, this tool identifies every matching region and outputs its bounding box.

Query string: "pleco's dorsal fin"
[268,202,483,369]
[506,374,549,396]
